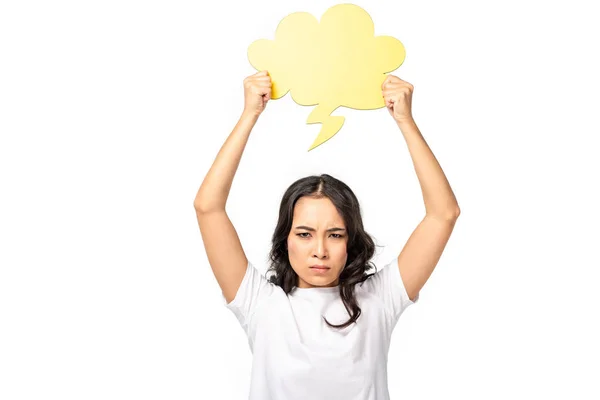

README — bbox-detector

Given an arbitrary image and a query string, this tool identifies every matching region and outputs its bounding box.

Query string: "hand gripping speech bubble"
[247,3,406,151]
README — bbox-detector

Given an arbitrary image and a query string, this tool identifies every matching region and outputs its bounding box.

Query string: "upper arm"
[398,213,459,301]
[195,209,248,303]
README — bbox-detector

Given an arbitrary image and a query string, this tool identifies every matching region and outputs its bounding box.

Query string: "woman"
[194,71,460,400]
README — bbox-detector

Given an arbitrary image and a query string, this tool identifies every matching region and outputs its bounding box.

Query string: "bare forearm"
[194,111,259,212]
[397,119,460,218]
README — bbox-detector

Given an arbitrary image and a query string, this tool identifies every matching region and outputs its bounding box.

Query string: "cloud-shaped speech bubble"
[247,3,406,151]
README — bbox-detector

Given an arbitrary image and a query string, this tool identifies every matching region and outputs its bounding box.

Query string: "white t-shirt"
[222,257,419,400]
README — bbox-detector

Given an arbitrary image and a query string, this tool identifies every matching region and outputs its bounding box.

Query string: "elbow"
[445,201,461,220]
[194,199,225,214]
[448,207,461,220]
[194,202,211,214]
[193,199,211,213]
[452,206,461,219]
[428,207,460,222]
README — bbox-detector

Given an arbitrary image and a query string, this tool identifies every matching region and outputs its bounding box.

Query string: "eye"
[296,233,344,239]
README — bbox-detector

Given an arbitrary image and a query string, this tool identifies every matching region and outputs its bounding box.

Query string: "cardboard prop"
[248,3,406,150]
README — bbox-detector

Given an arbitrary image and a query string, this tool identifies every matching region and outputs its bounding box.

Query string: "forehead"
[292,197,345,225]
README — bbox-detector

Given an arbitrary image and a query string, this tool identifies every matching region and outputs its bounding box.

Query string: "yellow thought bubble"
[247,3,406,151]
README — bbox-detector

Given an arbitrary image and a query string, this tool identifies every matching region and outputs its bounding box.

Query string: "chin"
[304,276,338,287]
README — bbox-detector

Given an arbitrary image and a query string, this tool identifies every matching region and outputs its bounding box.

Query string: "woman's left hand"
[382,75,414,124]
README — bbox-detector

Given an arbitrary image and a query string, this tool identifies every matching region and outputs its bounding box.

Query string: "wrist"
[241,109,261,122]
[395,117,416,128]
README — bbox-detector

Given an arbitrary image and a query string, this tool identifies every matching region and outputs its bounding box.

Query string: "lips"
[310,265,330,269]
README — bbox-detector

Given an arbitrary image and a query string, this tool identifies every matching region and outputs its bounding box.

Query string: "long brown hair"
[266,174,380,329]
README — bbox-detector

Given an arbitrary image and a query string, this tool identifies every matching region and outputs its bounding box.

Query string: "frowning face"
[286,196,348,288]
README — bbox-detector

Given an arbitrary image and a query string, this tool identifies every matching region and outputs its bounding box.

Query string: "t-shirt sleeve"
[221,260,276,336]
[360,256,419,323]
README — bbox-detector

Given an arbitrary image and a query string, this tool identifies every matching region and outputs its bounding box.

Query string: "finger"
[257,86,272,95]
[382,87,411,98]
[249,78,272,87]
[383,75,401,84]
[256,84,272,91]
[383,82,403,90]
[382,83,402,92]
[252,80,271,87]
[382,75,398,87]
[254,90,271,98]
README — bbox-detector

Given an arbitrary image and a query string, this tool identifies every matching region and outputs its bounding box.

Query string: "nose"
[313,238,328,258]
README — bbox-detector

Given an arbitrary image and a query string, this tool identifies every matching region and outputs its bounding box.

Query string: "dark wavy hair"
[266,173,380,329]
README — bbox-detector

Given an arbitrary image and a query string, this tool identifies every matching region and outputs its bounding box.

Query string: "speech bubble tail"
[306,104,345,151]
[307,115,345,151]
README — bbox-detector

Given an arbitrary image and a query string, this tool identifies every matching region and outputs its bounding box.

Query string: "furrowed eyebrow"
[294,225,346,232]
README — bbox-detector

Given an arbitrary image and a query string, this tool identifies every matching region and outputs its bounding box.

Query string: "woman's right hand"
[243,71,272,117]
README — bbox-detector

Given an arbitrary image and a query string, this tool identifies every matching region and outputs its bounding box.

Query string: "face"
[286,196,348,288]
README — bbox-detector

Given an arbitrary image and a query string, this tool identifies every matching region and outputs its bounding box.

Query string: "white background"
[1,0,599,399]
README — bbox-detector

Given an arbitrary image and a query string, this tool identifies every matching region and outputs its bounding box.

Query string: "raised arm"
[382,75,460,302]
[194,71,272,303]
